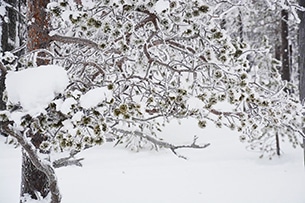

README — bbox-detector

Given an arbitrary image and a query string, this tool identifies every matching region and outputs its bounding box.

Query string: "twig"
[50,34,99,49]
[113,128,210,159]
[53,150,84,168]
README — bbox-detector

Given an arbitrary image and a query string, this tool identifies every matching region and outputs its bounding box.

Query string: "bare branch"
[50,34,100,49]
[134,131,210,159]
[53,157,84,168]
[210,108,243,117]
[134,10,159,31]
[52,150,84,168]
[148,39,208,62]
[113,128,210,159]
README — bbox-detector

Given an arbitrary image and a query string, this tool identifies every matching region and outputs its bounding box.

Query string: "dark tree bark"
[0,0,26,110]
[21,151,50,200]
[20,0,52,201]
[237,9,243,42]
[281,9,290,82]
[0,65,6,111]
[274,42,282,156]
[1,0,17,52]
[0,0,18,111]
[27,0,50,52]
[298,0,305,166]
[27,0,51,65]
[273,9,290,156]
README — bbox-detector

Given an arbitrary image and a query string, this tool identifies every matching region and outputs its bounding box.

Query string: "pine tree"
[19,0,52,200]
[0,1,304,202]
[298,0,305,165]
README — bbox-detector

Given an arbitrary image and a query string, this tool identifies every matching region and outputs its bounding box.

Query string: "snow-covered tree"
[0,0,304,202]
[298,0,305,164]
[214,0,303,156]
[0,0,26,110]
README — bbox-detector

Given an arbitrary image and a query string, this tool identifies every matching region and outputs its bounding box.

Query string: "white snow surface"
[5,65,69,114]
[155,0,169,14]
[80,87,112,109]
[1,118,305,203]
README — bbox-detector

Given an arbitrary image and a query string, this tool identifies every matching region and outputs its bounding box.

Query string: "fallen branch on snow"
[113,128,210,159]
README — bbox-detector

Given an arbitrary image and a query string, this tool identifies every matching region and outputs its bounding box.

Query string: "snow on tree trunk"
[298,0,305,166]
[20,0,51,200]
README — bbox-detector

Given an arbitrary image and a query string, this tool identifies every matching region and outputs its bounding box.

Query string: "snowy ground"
[1,118,305,203]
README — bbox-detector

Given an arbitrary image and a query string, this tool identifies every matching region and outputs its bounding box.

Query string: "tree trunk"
[281,9,290,82]
[21,0,52,201]
[1,0,18,51]
[274,9,290,156]
[298,0,305,166]
[21,150,50,199]
[26,0,51,65]
[274,38,282,156]
[0,0,18,111]
[237,9,243,42]
[0,65,6,111]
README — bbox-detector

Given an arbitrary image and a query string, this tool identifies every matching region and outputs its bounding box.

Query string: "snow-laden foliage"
[213,0,303,156]
[1,0,304,159]
[5,65,69,112]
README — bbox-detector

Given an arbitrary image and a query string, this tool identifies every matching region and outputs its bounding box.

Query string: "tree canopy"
[0,0,304,201]
[1,0,304,157]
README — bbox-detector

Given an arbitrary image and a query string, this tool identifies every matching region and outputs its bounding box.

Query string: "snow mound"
[80,87,112,109]
[5,65,69,112]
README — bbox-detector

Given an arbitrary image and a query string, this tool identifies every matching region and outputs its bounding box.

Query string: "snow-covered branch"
[52,150,84,168]
[50,34,99,49]
[113,128,210,159]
